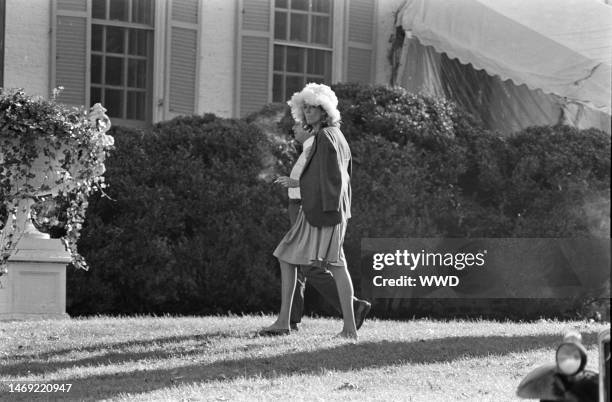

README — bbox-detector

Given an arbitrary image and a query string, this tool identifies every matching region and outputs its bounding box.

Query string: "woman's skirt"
[273,206,347,268]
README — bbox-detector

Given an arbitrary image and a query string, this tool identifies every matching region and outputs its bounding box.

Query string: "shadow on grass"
[23,331,243,358]
[1,331,602,400]
[2,331,248,376]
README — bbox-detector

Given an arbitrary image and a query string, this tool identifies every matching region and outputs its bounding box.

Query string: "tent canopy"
[397,0,612,114]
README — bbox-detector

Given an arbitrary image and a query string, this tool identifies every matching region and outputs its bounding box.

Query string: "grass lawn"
[0,315,607,401]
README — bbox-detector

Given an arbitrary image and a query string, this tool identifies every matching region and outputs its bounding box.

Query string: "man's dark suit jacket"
[299,126,352,227]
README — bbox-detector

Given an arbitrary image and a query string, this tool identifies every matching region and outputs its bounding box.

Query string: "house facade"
[1,0,403,126]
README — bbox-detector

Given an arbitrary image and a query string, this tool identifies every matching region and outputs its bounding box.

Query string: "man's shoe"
[354,300,371,330]
[290,323,299,331]
[257,328,290,336]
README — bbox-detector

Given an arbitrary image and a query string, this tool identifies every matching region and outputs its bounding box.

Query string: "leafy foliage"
[0,88,113,271]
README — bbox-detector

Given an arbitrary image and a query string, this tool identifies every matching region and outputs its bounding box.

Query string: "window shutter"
[168,0,199,115]
[346,0,375,83]
[52,0,89,107]
[238,0,272,117]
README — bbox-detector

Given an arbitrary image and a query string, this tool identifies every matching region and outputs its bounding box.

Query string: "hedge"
[330,84,610,319]
[66,114,294,315]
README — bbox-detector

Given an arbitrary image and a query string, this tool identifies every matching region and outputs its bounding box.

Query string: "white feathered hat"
[287,83,341,126]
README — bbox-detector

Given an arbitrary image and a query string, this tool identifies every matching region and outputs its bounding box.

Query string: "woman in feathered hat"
[263,83,358,339]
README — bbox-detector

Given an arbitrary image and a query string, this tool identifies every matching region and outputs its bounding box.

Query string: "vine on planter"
[0,88,114,276]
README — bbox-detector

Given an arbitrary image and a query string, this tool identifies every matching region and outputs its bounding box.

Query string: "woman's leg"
[328,263,357,339]
[265,259,297,330]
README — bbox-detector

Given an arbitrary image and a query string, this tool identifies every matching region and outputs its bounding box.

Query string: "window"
[272,0,332,102]
[90,0,154,124]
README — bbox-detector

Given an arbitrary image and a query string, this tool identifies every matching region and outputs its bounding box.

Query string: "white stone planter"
[0,103,111,320]
[0,147,72,320]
